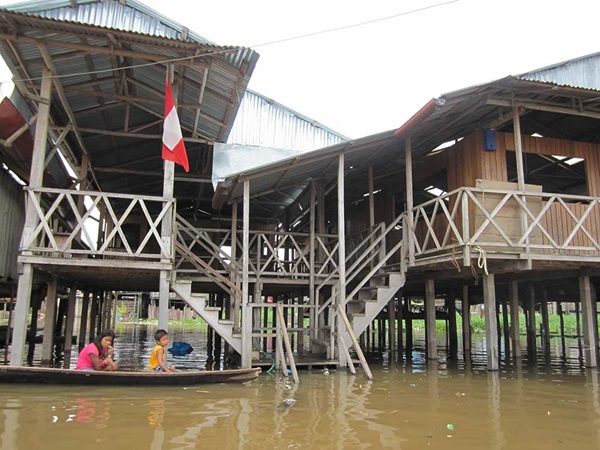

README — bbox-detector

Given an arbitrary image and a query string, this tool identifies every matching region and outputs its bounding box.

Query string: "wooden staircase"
[171,280,242,354]
[346,271,405,337]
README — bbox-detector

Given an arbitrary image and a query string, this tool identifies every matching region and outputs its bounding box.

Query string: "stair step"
[218,319,234,325]
[205,306,221,312]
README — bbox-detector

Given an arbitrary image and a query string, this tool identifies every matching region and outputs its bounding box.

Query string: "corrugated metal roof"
[0,1,259,216]
[215,70,600,223]
[517,51,600,91]
[228,89,349,150]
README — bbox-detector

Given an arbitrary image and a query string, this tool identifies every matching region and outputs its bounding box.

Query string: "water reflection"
[2,324,600,449]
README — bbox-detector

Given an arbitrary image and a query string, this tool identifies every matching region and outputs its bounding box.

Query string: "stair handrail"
[174,240,242,299]
[317,213,405,315]
[337,304,373,380]
[316,222,387,315]
[175,214,243,273]
[276,302,300,383]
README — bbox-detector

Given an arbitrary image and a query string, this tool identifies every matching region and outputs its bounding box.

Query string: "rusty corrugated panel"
[0,168,24,282]
[517,52,600,91]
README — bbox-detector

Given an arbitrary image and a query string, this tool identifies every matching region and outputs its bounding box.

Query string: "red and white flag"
[162,77,189,172]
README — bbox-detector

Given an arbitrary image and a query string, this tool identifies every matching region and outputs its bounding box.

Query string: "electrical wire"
[0,0,460,84]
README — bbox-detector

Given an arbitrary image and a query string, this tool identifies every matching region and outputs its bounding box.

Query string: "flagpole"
[160,67,176,331]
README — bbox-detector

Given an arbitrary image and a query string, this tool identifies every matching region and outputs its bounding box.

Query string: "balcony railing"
[411,187,600,262]
[21,187,174,261]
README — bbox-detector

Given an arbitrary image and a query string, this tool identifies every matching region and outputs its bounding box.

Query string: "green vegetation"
[403,313,585,336]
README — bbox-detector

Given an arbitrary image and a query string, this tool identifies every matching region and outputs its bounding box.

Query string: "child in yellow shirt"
[148,329,176,373]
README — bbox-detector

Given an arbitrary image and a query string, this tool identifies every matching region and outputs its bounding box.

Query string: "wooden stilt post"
[502,300,510,361]
[557,301,566,360]
[405,297,413,360]
[63,286,77,368]
[41,276,58,366]
[405,136,414,266]
[11,68,53,366]
[89,290,98,340]
[579,275,598,368]
[78,291,90,351]
[26,289,43,365]
[483,273,499,371]
[337,153,347,366]
[241,180,252,368]
[526,283,537,364]
[309,181,316,342]
[540,287,551,359]
[397,294,404,361]
[425,279,437,360]
[509,281,522,359]
[462,285,471,361]
[448,291,458,360]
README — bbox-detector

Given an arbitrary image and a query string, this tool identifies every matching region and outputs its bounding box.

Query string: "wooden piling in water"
[526,283,537,364]
[462,285,471,362]
[448,292,458,360]
[483,273,499,371]
[425,279,437,361]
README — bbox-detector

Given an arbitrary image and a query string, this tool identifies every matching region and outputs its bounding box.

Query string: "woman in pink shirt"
[76,329,119,371]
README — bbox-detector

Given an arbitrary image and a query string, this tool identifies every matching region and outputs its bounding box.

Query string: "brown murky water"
[1,324,599,449]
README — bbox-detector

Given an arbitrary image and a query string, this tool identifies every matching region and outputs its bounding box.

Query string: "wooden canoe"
[0,366,261,386]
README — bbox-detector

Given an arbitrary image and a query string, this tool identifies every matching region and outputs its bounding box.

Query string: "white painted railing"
[21,187,174,260]
[411,187,600,261]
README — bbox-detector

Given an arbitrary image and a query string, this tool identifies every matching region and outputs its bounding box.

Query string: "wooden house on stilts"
[2,0,600,374]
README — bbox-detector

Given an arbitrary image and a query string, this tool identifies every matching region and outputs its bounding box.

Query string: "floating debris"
[276,398,297,412]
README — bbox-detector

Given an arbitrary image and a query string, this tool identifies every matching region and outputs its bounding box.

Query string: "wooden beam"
[0,32,210,68]
[74,126,209,144]
[488,98,600,121]
[93,167,211,183]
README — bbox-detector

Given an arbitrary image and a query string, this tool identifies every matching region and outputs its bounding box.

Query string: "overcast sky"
[2,0,600,139]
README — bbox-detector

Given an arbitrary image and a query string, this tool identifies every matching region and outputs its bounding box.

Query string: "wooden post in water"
[27,289,44,365]
[63,286,77,368]
[483,273,499,371]
[388,299,396,357]
[540,287,551,360]
[88,290,98,340]
[502,300,510,361]
[425,279,437,360]
[397,294,404,361]
[405,297,413,360]
[579,275,598,368]
[462,285,471,361]
[41,276,58,366]
[447,291,458,360]
[78,291,90,351]
[526,283,537,364]
[509,281,522,359]
[557,301,566,360]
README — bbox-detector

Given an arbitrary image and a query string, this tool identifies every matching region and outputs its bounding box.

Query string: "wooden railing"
[21,187,174,260]
[411,187,600,262]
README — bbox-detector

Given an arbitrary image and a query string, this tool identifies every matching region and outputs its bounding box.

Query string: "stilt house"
[2,0,600,373]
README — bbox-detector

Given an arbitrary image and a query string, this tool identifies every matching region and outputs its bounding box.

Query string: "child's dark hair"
[93,329,115,352]
[155,329,168,341]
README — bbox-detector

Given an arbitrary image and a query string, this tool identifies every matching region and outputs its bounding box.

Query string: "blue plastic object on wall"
[483,129,497,151]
